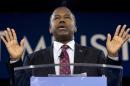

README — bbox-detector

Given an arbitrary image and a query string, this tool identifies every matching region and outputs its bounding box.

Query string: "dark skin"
[1,7,130,60]
[49,7,77,44]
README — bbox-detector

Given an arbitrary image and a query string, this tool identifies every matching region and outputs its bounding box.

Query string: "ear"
[74,26,77,33]
[49,27,52,34]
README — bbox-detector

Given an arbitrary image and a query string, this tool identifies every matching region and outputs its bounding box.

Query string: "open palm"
[1,28,24,60]
[106,25,130,57]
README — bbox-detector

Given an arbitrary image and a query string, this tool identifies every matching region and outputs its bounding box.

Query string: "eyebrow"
[54,15,60,17]
[65,13,72,16]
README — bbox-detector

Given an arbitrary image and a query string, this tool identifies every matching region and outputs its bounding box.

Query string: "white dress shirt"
[53,40,75,75]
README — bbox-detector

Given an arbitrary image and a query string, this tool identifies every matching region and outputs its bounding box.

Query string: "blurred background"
[0,0,130,86]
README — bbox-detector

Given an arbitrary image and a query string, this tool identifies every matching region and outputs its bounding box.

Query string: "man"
[1,6,130,86]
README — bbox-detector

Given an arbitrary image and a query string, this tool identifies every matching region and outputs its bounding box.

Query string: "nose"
[59,17,65,24]
[59,20,65,24]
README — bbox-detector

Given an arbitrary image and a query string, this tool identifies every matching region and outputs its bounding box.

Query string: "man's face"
[50,7,77,43]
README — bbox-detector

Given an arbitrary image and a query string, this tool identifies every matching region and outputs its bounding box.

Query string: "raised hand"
[1,28,24,61]
[106,25,130,57]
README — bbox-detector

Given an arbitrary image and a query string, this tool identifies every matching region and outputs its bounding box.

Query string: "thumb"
[107,33,111,44]
[20,37,25,48]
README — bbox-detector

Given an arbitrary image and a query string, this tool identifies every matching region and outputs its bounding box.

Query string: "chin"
[56,35,72,42]
[57,32,69,36]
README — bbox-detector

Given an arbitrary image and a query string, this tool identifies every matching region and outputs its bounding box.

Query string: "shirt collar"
[53,40,75,51]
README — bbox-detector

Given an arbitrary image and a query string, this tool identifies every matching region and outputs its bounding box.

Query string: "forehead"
[52,7,73,16]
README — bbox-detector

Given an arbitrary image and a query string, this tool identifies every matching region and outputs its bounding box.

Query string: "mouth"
[57,26,67,30]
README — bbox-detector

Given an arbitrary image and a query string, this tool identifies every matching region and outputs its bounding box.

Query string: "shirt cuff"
[10,59,19,64]
[108,56,119,61]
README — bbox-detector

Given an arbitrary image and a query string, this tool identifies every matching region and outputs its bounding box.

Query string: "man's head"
[49,6,77,43]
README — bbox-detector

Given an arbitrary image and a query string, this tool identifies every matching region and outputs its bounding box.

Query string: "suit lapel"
[74,43,85,74]
[47,45,56,74]
[48,45,54,64]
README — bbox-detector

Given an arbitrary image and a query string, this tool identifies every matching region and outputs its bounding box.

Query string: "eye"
[65,16,71,19]
[54,16,60,20]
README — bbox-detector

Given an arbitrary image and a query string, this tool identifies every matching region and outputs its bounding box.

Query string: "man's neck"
[55,40,73,44]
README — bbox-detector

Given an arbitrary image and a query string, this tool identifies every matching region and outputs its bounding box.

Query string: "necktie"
[60,45,71,75]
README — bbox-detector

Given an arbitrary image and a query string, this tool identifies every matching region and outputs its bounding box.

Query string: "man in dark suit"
[1,6,130,86]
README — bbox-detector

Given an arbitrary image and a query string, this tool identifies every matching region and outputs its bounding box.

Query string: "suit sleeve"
[9,54,32,86]
[98,50,121,65]
[98,51,122,86]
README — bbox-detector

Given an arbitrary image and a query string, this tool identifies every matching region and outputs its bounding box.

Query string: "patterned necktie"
[60,45,71,75]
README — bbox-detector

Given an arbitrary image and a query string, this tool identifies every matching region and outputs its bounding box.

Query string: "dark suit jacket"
[11,43,122,86]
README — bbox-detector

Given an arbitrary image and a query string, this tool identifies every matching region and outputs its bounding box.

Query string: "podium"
[13,63,123,86]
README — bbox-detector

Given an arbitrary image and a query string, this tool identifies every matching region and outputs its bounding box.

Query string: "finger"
[1,36,7,45]
[123,35,130,43]
[114,25,121,36]
[7,28,13,40]
[11,29,17,40]
[20,38,25,48]
[4,30,10,42]
[122,28,130,38]
[107,33,111,44]
[119,24,127,37]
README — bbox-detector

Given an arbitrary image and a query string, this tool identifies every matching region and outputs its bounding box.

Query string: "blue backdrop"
[0,12,130,79]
